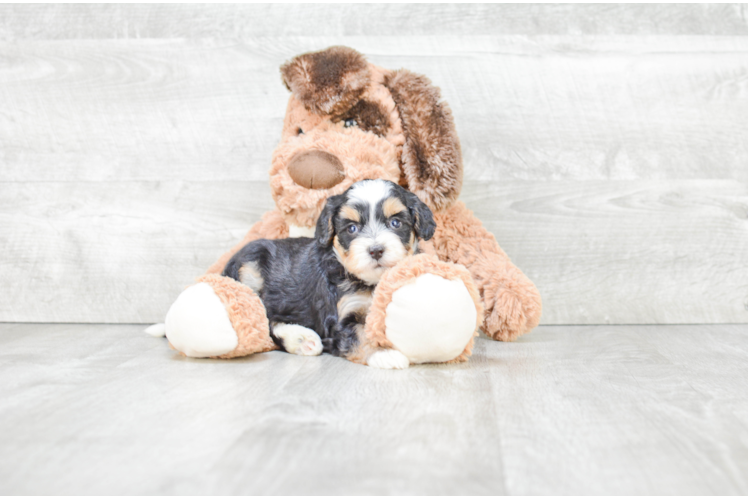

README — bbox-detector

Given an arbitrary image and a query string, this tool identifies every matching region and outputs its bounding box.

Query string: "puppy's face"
[316,179,436,285]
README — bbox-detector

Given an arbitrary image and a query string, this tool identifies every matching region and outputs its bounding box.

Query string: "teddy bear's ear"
[384,69,463,211]
[280,46,371,116]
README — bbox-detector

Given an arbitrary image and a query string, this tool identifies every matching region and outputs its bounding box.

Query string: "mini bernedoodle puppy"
[223,179,435,367]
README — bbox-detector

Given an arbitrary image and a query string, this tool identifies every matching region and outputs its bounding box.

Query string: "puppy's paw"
[273,324,323,356]
[367,349,410,370]
[298,336,323,356]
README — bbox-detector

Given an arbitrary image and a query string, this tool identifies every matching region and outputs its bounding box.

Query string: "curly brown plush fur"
[384,69,464,212]
[349,253,484,365]
[428,202,543,341]
[281,46,371,116]
[185,45,541,363]
[197,274,277,358]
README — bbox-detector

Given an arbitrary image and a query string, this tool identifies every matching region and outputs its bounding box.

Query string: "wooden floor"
[0,323,746,495]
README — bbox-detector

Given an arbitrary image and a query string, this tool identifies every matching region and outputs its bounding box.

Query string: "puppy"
[222,179,436,366]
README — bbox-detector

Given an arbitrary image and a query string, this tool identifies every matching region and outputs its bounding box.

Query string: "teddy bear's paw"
[385,273,478,363]
[165,283,239,357]
[483,282,541,342]
[273,324,323,356]
[485,307,524,342]
[367,349,410,369]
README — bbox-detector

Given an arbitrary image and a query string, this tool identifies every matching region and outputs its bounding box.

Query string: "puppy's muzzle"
[287,150,345,190]
[369,245,384,261]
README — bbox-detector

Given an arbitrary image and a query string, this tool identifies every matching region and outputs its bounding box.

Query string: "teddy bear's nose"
[287,150,345,190]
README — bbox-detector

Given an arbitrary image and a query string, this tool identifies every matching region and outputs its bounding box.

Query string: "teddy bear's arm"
[427,201,542,341]
[161,210,287,359]
[205,209,289,275]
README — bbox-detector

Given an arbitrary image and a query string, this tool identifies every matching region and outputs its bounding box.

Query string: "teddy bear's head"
[269,46,463,230]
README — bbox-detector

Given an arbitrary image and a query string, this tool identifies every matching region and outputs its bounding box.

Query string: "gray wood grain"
[0,181,275,323]
[2,13,748,324]
[0,40,286,183]
[1,4,747,39]
[1,179,746,324]
[462,181,748,325]
[1,323,746,494]
[2,37,747,183]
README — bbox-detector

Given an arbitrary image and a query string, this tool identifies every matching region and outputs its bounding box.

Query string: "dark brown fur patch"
[383,69,463,211]
[333,99,392,137]
[280,46,370,116]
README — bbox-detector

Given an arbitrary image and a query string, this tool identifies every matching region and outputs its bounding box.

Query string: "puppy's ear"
[315,194,346,247]
[281,46,371,116]
[405,192,436,242]
[384,69,463,212]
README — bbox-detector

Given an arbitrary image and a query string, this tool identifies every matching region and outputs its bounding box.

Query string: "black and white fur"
[222,179,435,366]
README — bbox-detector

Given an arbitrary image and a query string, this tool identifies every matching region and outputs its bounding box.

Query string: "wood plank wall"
[1,4,747,324]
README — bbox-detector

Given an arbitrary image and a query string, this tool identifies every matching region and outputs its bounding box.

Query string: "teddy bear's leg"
[352,254,484,367]
[163,274,278,359]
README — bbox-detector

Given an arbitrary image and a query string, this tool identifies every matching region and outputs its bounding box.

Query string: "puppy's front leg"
[272,323,323,356]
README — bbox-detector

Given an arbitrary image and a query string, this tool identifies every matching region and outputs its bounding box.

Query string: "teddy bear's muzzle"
[286,150,345,190]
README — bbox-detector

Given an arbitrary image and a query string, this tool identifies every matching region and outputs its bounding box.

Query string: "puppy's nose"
[287,150,345,190]
[369,245,384,261]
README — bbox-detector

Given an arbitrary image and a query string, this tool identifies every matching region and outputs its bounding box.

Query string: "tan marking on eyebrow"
[382,197,406,218]
[340,205,361,222]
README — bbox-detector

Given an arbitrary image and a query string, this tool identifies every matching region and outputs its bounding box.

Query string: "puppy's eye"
[297,127,304,135]
[346,224,359,234]
[343,118,357,128]
[389,219,402,229]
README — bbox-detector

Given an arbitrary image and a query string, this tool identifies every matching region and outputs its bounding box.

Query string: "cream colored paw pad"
[273,324,323,356]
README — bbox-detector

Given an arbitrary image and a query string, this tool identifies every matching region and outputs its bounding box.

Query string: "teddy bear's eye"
[343,118,357,128]
[296,127,304,135]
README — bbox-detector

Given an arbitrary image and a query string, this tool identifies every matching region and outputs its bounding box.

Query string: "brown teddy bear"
[153,46,542,368]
